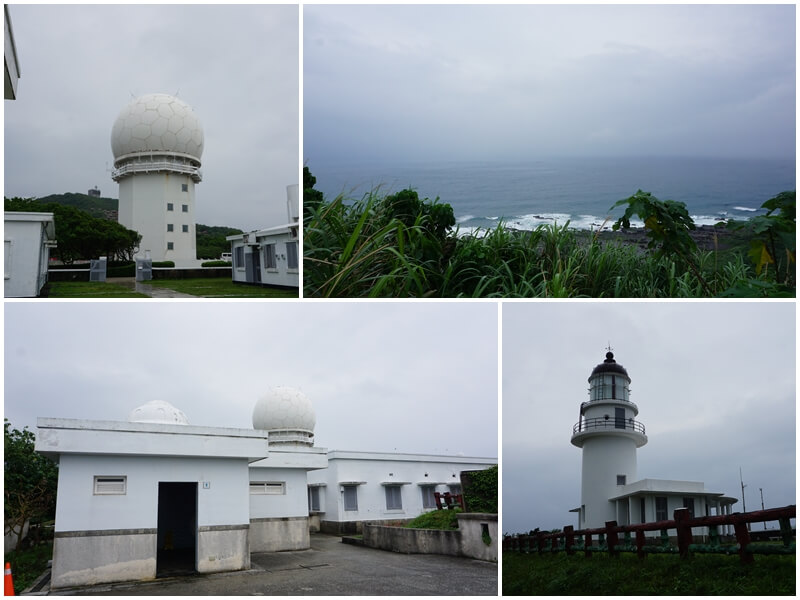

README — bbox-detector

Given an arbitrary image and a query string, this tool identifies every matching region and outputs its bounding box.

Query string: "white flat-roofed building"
[4,211,56,297]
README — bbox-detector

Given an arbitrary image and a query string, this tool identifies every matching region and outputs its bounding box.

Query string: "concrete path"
[43,534,497,596]
[106,277,196,298]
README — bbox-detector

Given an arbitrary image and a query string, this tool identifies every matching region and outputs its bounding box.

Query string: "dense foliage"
[5,197,141,262]
[303,169,795,298]
[4,420,58,553]
[35,192,118,220]
[462,465,498,514]
[404,508,462,530]
[196,224,243,260]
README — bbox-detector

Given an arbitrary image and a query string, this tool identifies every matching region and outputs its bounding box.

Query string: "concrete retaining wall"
[457,513,498,562]
[197,525,250,573]
[249,517,309,552]
[51,529,157,589]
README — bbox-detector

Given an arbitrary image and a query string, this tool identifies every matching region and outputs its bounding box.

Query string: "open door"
[157,482,197,577]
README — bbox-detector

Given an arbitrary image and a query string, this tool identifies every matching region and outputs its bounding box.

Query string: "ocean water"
[309,157,795,233]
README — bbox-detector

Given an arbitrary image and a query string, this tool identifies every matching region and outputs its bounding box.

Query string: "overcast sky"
[4,4,298,231]
[502,301,795,535]
[304,4,795,166]
[4,301,498,459]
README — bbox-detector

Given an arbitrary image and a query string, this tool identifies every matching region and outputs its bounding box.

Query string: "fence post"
[635,529,646,559]
[536,531,546,554]
[733,516,754,564]
[674,508,692,559]
[564,525,575,556]
[605,521,619,558]
[584,532,592,558]
[779,517,793,547]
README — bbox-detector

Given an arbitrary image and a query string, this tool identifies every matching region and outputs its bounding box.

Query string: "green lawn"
[503,551,796,595]
[45,281,148,298]
[148,278,298,298]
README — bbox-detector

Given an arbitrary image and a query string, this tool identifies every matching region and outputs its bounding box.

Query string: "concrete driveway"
[45,534,497,596]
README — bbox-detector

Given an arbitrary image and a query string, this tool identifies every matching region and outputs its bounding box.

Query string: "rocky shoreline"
[591,223,736,252]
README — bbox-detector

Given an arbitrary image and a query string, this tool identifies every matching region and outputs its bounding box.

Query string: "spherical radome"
[128,400,189,425]
[252,387,316,432]
[111,93,204,161]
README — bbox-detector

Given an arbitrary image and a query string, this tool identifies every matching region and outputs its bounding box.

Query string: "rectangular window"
[181,183,188,192]
[167,203,174,211]
[167,224,174,232]
[655,497,668,521]
[308,487,321,512]
[167,242,174,250]
[94,476,126,495]
[264,244,277,269]
[615,407,625,429]
[286,241,298,269]
[421,485,436,509]
[182,224,189,233]
[250,482,285,495]
[182,204,188,213]
[616,474,626,485]
[343,485,358,512]
[234,246,244,268]
[682,497,695,518]
[385,485,403,510]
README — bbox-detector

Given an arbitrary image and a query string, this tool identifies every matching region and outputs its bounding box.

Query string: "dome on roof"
[589,351,631,382]
[111,93,204,162]
[128,400,189,425]
[252,387,315,446]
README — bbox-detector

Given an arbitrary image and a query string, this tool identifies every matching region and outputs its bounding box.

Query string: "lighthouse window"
[182,204,189,213]
[611,375,616,399]
[181,183,188,192]
[182,225,189,233]
[167,242,174,250]
[167,224,174,232]
[616,475,626,485]
[167,203,174,211]
[614,407,625,429]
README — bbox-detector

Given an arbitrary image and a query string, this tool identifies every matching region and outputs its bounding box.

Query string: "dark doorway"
[157,482,197,577]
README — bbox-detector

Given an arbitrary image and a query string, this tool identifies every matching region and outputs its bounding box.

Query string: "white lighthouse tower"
[571,350,647,529]
[110,93,204,266]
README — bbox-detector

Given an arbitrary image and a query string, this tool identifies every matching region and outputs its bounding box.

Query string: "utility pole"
[760,488,766,530]
[740,467,749,531]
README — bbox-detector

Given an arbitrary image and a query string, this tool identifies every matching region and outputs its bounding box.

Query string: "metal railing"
[573,417,646,436]
[112,160,202,182]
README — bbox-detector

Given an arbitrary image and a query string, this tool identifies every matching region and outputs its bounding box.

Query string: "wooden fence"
[504,505,795,564]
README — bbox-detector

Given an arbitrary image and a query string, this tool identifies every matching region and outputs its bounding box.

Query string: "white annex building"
[36,387,495,589]
[110,93,204,267]
[571,351,737,531]
[4,211,57,297]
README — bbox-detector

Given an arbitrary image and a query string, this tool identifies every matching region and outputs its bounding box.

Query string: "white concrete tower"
[571,350,647,529]
[111,93,204,266]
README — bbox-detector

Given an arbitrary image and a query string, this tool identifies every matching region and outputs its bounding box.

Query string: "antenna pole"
[740,467,749,531]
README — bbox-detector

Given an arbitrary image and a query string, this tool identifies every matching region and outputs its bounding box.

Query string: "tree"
[4,420,58,552]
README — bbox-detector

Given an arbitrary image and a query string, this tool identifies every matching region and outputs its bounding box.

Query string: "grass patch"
[503,551,796,595]
[404,509,461,530]
[4,542,53,594]
[148,278,298,297]
[45,281,148,297]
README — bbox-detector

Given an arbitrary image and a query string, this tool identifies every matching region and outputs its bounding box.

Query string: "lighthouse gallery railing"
[573,417,645,436]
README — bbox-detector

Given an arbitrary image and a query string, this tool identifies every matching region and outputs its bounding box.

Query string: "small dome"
[128,400,189,425]
[111,93,204,162]
[253,386,316,432]
[589,351,631,382]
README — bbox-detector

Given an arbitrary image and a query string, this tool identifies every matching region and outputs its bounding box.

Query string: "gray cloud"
[4,4,298,231]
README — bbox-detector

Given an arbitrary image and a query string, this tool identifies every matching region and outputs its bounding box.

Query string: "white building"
[4,211,56,297]
[110,93,204,267]
[571,351,737,530]
[227,185,299,288]
[36,388,495,589]
[308,451,495,534]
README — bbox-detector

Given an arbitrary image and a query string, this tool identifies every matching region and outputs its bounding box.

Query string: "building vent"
[94,476,127,495]
[250,482,285,495]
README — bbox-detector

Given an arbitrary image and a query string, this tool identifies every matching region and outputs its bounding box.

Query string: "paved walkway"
[106,277,196,298]
[43,534,497,596]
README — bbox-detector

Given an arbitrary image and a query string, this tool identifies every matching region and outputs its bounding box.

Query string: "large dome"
[111,93,204,161]
[252,387,316,440]
[128,400,189,425]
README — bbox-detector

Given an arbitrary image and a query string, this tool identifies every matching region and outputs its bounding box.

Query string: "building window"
[682,497,695,518]
[449,484,462,495]
[250,482,285,495]
[421,485,436,509]
[286,241,298,269]
[640,497,646,524]
[614,407,625,429]
[343,485,358,512]
[616,475,626,485]
[167,242,174,250]
[234,246,244,269]
[167,224,174,232]
[167,203,174,211]
[182,224,189,233]
[264,244,277,269]
[385,485,403,510]
[182,204,188,213]
[181,183,188,192]
[94,476,126,495]
[309,487,321,512]
[655,497,668,521]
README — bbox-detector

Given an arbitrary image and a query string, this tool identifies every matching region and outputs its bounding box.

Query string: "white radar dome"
[111,93,204,161]
[252,387,316,445]
[128,400,189,425]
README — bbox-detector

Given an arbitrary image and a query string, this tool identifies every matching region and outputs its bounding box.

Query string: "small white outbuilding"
[4,211,56,297]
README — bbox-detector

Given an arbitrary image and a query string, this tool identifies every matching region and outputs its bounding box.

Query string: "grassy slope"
[148,278,298,298]
[503,551,796,595]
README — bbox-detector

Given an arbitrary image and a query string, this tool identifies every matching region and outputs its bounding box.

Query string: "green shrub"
[462,465,498,513]
[404,508,461,530]
[201,260,232,267]
[152,261,175,268]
